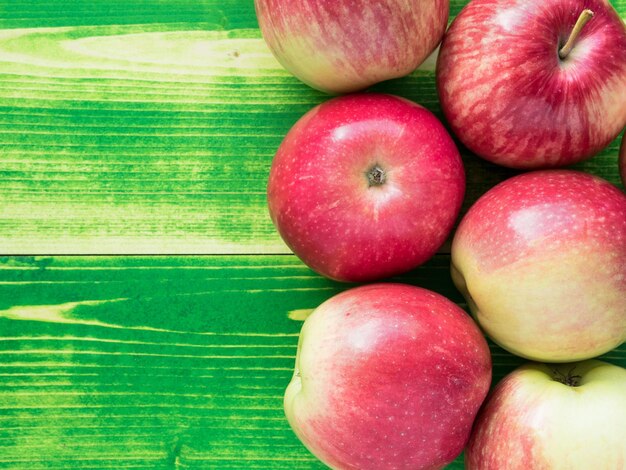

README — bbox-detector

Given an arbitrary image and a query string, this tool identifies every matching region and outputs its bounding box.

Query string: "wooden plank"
[0,1,502,29]
[0,255,625,469]
[1,2,624,254]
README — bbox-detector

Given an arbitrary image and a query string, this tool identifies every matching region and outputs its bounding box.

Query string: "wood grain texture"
[1,1,624,253]
[1,255,624,469]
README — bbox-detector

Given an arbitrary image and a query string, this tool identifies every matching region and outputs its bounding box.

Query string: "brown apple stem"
[552,367,582,387]
[367,165,386,187]
[559,9,594,60]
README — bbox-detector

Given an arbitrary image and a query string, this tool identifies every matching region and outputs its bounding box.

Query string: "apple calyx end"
[367,165,386,187]
[558,9,595,60]
[551,366,582,387]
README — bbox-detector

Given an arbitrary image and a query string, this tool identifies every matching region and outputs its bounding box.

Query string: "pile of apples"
[255,0,626,468]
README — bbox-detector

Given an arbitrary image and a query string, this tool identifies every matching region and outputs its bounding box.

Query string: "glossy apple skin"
[267,94,465,283]
[466,360,626,470]
[255,0,449,94]
[285,284,492,470]
[451,170,626,362]
[619,133,626,187]
[437,0,626,169]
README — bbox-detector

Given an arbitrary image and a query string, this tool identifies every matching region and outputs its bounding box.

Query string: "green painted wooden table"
[1,1,625,468]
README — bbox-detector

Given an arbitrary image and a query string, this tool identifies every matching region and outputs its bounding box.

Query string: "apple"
[436,0,626,169]
[267,93,465,283]
[255,0,449,94]
[466,360,626,470]
[285,283,492,470]
[619,133,626,186]
[451,170,626,362]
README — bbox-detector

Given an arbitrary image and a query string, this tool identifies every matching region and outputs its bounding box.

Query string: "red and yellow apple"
[466,360,626,469]
[267,93,465,283]
[437,0,626,168]
[451,170,626,362]
[255,0,449,93]
[285,283,492,470]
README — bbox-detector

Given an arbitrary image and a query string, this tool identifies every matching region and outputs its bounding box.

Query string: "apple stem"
[552,367,582,387]
[367,165,386,187]
[558,9,594,60]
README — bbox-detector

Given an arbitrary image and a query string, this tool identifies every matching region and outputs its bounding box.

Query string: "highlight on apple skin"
[466,360,626,470]
[255,0,449,94]
[267,93,465,283]
[451,170,626,362]
[436,0,626,169]
[285,283,492,470]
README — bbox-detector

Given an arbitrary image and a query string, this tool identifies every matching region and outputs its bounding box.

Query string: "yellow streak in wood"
[0,336,295,349]
[0,350,295,359]
[0,27,73,40]
[0,234,290,255]
[65,31,281,70]
[0,264,303,271]
[0,27,286,78]
[0,281,120,285]
[286,309,314,321]
[0,404,284,411]
[0,300,300,337]
[0,417,286,426]
[0,299,129,327]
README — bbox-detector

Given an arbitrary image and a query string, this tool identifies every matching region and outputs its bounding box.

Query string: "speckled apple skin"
[255,0,449,93]
[285,284,492,470]
[437,0,626,169]
[452,170,626,362]
[466,361,626,470]
[267,94,465,283]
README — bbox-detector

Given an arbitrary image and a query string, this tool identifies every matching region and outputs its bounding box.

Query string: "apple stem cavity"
[552,366,582,387]
[367,165,386,187]
[558,9,594,60]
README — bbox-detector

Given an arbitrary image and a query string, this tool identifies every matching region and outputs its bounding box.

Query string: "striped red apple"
[255,0,450,93]
[267,94,465,282]
[437,0,626,168]
[285,284,492,470]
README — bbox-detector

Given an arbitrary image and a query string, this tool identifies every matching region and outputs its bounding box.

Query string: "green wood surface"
[1,255,624,469]
[1,1,626,469]
[0,0,624,253]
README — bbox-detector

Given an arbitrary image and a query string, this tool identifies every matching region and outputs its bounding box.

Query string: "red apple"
[451,170,626,362]
[619,133,626,187]
[267,93,465,282]
[436,0,626,169]
[285,283,492,470]
[255,0,449,94]
[466,360,626,470]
